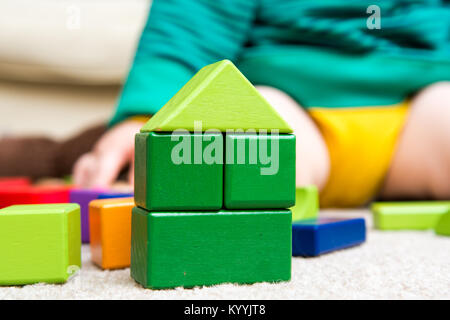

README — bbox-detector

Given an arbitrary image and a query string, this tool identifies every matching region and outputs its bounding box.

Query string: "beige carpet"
[1,209,449,300]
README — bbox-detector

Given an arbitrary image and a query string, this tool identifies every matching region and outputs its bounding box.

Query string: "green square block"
[0,204,81,285]
[130,207,292,289]
[224,133,295,209]
[372,201,450,230]
[435,210,450,236]
[291,186,319,221]
[135,132,223,210]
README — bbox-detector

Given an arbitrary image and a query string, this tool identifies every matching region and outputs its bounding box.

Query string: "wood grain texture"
[89,198,134,269]
[130,207,292,289]
[0,204,81,285]
[435,210,450,236]
[372,201,450,230]
[291,186,319,221]
[140,60,293,133]
[224,133,295,209]
[292,218,366,256]
[135,132,223,211]
[0,185,70,209]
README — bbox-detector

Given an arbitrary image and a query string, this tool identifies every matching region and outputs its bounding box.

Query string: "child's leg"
[0,137,58,179]
[380,82,450,199]
[256,86,330,191]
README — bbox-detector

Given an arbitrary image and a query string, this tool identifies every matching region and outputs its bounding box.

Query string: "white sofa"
[0,0,151,139]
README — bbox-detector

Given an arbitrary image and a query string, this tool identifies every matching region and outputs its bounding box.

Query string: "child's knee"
[410,82,450,198]
[381,82,450,200]
[255,86,330,190]
[412,81,450,115]
[410,81,450,137]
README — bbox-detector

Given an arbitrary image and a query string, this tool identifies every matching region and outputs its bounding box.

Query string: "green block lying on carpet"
[131,207,292,289]
[372,201,450,230]
[0,204,81,285]
[290,186,319,221]
[435,210,450,236]
[135,132,223,211]
[224,133,295,209]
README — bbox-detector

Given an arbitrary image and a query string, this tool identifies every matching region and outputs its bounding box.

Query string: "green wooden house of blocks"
[135,59,296,211]
[132,60,295,289]
[0,204,81,286]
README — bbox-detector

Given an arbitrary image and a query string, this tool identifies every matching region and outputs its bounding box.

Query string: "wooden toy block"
[291,186,319,221]
[135,132,223,211]
[0,185,70,209]
[131,207,292,289]
[89,198,134,269]
[435,210,450,236]
[0,177,30,187]
[69,189,105,243]
[372,201,450,230]
[97,191,134,199]
[292,218,366,257]
[224,133,295,209]
[0,204,81,285]
[140,60,293,133]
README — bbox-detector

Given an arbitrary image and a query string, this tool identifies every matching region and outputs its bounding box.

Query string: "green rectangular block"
[435,210,450,236]
[135,132,223,211]
[0,204,81,285]
[372,201,450,230]
[290,186,319,221]
[130,207,292,289]
[224,133,295,209]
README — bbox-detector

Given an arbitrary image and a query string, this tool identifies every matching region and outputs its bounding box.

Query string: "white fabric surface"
[0,0,151,84]
[1,209,449,300]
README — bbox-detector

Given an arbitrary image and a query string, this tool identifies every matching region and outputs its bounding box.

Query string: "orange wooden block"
[89,197,134,269]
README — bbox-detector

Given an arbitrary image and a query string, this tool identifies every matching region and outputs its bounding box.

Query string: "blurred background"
[0,0,152,140]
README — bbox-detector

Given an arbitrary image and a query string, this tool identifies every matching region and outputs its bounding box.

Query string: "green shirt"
[111,0,450,126]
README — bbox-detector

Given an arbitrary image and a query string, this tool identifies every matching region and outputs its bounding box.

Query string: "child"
[6,1,450,208]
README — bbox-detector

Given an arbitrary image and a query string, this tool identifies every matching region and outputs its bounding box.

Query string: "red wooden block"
[0,185,70,209]
[0,177,31,188]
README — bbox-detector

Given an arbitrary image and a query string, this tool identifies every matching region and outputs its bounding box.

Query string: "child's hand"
[73,119,144,188]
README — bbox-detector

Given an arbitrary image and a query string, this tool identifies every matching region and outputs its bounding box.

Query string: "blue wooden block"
[97,192,134,200]
[292,218,366,256]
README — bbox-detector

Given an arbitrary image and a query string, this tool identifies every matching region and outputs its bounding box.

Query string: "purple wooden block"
[69,189,105,243]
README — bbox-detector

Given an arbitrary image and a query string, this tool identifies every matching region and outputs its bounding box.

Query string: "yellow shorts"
[309,102,409,208]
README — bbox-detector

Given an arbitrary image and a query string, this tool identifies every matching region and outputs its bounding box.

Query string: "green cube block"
[372,201,450,230]
[0,204,81,285]
[435,210,450,236]
[135,132,223,210]
[131,207,292,289]
[291,186,319,221]
[224,133,295,209]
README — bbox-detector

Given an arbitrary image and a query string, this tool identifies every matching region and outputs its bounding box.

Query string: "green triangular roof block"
[141,60,293,133]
